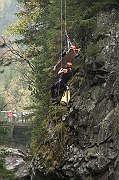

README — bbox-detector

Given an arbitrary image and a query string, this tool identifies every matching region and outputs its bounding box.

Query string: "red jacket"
[7,112,13,118]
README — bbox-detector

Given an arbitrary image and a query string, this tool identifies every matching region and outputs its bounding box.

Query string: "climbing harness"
[64,30,72,51]
[53,37,80,74]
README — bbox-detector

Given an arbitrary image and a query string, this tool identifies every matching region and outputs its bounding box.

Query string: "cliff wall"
[31,9,119,180]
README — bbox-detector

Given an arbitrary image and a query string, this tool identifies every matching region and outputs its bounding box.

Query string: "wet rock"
[3,148,30,180]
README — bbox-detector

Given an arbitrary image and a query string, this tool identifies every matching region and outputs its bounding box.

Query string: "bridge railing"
[0,111,32,123]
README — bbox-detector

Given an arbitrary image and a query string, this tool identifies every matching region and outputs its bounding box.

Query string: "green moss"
[85,43,101,60]
[50,105,68,123]
[92,1,119,12]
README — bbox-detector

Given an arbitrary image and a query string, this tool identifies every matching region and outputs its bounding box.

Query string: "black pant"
[51,79,66,98]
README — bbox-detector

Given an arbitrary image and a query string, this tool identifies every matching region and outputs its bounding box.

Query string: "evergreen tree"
[3,0,119,151]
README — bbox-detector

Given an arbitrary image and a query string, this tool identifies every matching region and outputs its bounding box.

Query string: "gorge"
[1,1,119,180]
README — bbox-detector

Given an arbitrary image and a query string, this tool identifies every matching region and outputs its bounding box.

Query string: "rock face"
[31,9,119,180]
[4,148,31,180]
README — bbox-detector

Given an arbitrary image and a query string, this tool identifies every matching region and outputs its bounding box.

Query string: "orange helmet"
[66,62,72,68]
[70,45,76,50]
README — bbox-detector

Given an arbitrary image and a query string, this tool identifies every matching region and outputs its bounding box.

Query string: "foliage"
[1,65,31,111]
[0,94,5,110]
[0,122,10,143]
[92,0,119,12]
[1,0,119,159]
[0,122,15,179]
[0,160,15,180]
[84,43,101,60]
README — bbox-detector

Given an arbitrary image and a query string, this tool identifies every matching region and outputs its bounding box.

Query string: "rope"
[54,105,57,125]
[64,0,72,50]
[64,0,67,51]
[65,0,66,32]
[61,121,63,145]
[60,0,63,68]
[65,30,72,50]
[60,0,67,68]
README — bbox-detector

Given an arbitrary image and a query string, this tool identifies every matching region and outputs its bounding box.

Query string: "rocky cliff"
[30,9,119,180]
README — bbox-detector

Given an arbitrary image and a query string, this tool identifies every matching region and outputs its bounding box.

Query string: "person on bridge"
[21,110,26,123]
[7,110,13,122]
[12,109,17,123]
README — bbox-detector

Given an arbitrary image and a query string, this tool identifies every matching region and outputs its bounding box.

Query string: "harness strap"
[65,30,72,50]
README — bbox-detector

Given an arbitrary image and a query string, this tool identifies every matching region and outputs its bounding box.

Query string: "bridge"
[1,122,32,153]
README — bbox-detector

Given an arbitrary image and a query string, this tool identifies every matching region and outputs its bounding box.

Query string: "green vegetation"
[0,122,15,179]
[85,43,101,60]
[0,0,118,170]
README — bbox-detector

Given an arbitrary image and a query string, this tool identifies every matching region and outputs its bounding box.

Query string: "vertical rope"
[61,121,63,146]
[55,105,57,125]
[65,0,66,31]
[64,0,67,51]
[60,0,63,68]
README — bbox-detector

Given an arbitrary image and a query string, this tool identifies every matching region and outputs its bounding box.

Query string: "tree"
[2,0,119,152]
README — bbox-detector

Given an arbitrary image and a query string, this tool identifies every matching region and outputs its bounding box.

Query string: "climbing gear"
[64,30,72,51]
[70,45,77,51]
[57,79,62,98]
[51,98,56,103]
[53,31,80,73]
[60,85,70,106]
[53,45,80,74]
[66,62,72,68]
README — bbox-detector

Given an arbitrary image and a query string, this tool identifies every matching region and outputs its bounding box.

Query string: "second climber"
[51,62,73,102]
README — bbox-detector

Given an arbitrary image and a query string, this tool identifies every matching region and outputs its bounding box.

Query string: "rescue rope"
[55,105,57,125]
[65,0,66,32]
[60,0,67,68]
[60,0,63,69]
